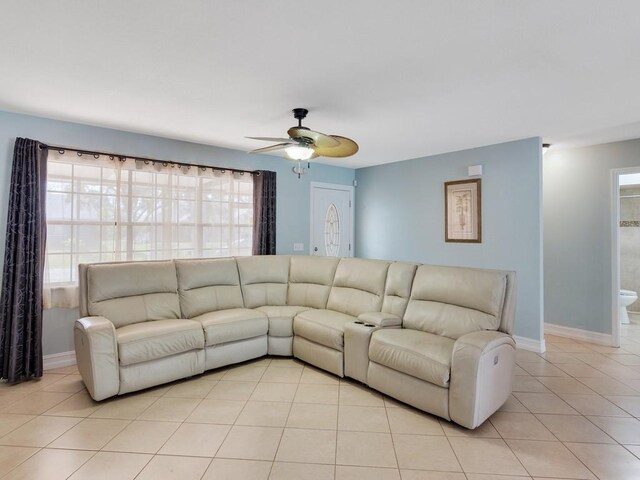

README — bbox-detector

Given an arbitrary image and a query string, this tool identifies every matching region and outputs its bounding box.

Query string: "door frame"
[610,166,640,347]
[309,182,355,257]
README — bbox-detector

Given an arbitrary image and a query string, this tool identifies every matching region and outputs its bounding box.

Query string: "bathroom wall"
[620,185,640,311]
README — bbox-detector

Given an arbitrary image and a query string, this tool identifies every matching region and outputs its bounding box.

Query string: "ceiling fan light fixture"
[247,108,358,178]
[285,145,315,161]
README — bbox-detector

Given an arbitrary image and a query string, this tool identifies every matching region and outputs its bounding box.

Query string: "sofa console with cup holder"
[75,255,517,429]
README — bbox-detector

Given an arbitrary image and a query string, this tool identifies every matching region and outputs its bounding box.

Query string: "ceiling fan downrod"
[292,108,308,128]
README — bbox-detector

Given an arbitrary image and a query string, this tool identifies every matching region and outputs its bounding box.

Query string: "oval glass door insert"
[324,203,341,256]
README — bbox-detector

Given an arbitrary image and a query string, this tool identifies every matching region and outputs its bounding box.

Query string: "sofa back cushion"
[381,262,418,317]
[86,261,180,328]
[404,265,507,339]
[175,258,244,318]
[237,256,290,308]
[288,256,340,309]
[327,258,389,316]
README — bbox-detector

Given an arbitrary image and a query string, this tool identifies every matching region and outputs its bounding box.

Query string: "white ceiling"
[2,1,640,168]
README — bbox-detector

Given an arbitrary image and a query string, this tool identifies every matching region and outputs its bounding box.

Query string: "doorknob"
[314,247,318,253]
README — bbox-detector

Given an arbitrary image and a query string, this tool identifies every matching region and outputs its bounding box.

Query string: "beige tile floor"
[2,324,640,479]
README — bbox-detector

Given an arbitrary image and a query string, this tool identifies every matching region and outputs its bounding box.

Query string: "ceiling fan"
[247,108,359,177]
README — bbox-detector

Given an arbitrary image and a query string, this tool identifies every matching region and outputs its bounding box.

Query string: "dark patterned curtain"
[252,170,276,255]
[0,138,48,383]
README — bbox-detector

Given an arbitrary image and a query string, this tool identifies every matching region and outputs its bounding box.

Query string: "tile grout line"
[4,329,640,478]
[208,358,268,464]
[382,398,401,474]
[439,427,466,475]
[185,359,271,478]
[335,380,341,474]
[0,445,45,479]
[63,448,101,480]
[264,358,298,479]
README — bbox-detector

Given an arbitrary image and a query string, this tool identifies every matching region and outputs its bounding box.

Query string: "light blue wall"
[355,137,543,342]
[544,138,640,334]
[0,110,354,355]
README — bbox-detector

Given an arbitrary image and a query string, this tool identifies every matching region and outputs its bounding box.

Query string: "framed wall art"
[444,178,481,243]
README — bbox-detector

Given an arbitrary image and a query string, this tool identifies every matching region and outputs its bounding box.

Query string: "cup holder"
[354,321,375,327]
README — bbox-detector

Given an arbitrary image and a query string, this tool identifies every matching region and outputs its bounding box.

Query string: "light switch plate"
[293,243,304,251]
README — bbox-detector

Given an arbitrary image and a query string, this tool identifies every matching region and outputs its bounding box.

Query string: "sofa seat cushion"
[117,319,204,366]
[192,308,268,346]
[293,309,356,351]
[256,305,312,337]
[369,329,455,387]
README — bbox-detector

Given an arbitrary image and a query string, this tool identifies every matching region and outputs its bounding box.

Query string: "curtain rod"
[39,143,261,176]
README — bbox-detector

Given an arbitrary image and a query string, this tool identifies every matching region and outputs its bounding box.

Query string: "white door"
[310,183,354,257]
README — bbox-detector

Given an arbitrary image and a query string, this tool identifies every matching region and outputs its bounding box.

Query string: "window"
[44,150,253,306]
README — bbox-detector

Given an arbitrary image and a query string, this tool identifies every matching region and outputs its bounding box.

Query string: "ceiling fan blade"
[314,135,359,158]
[246,136,297,143]
[287,127,340,148]
[249,142,293,154]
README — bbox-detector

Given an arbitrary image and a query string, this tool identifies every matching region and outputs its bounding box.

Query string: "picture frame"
[444,178,482,243]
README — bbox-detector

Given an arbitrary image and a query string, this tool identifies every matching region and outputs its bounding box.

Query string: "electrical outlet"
[293,243,304,252]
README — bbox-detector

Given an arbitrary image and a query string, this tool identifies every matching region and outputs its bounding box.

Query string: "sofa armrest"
[345,316,402,383]
[74,316,120,401]
[357,312,402,327]
[449,330,516,429]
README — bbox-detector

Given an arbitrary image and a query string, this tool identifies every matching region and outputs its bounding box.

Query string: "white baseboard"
[544,323,613,346]
[43,351,76,370]
[513,335,546,353]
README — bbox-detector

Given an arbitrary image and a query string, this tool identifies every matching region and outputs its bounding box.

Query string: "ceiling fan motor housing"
[292,108,308,121]
[292,108,310,129]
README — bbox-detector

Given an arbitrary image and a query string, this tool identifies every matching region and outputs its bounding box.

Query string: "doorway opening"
[611,168,640,347]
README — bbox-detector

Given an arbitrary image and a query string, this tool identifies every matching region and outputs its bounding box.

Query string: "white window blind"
[44,150,253,308]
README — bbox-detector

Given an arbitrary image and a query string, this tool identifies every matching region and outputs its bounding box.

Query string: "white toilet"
[619,289,638,324]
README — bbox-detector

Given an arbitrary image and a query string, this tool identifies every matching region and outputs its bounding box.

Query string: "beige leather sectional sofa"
[75,255,517,429]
